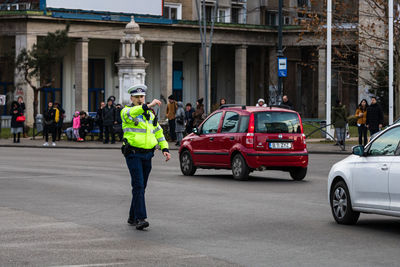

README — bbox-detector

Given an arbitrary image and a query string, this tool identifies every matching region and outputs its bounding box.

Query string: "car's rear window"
[254,112,301,133]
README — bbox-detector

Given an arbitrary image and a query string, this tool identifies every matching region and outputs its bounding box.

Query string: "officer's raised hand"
[148,99,161,108]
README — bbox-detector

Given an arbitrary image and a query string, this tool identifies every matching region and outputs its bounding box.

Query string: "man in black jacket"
[79,111,94,141]
[96,101,105,141]
[102,97,116,144]
[366,96,384,136]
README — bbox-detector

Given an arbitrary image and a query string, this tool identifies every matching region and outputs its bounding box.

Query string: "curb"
[0,144,350,154]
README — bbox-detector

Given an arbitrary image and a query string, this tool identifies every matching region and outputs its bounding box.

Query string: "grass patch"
[303,124,366,139]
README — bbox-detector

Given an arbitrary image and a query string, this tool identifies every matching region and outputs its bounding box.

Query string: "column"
[235,45,247,105]
[198,45,211,112]
[160,41,173,120]
[268,47,278,105]
[318,48,326,119]
[75,38,89,112]
[15,34,37,127]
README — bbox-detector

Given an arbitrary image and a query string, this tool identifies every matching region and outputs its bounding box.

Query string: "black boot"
[17,133,20,143]
[135,219,149,230]
[13,133,16,143]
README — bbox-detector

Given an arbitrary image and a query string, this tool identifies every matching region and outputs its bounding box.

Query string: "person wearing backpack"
[332,99,347,148]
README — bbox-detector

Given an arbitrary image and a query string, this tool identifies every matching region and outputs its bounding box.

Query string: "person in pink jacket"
[72,111,82,141]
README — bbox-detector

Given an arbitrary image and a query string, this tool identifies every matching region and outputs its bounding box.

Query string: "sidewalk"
[0,137,354,155]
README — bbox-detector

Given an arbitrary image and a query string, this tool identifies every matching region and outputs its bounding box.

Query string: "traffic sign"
[278,57,287,77]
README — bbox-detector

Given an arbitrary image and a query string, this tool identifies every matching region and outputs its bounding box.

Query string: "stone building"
[0,0,360,126]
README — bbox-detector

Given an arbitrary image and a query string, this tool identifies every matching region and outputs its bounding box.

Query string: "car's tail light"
[246,113,255,148]
[302,133,307,148]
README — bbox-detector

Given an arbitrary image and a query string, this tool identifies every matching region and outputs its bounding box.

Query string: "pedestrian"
[102,97,116,144]
[193,98,205,128]
[282,95,294,110]
[43,101,57,146]
[114,104,123,141]
[72,111,81,141]
[332,99,347,148]
[185,103,195,134]
[166,95,177,142]
[121,84,171,230]
[54,102,65,141]
[211,98,226,112]
[366,96,384,137]
[79,111,93,141]
[175,101,185,146]
[10,101,24,143]
[96,101,105,141]
[256,98,267,107]
[355,99,368,146]
[17,96,27,138]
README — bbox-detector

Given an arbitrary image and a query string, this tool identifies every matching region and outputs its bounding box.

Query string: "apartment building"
[0,0,359,126]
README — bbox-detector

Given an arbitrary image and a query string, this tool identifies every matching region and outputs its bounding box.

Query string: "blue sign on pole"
[278,57,287,77]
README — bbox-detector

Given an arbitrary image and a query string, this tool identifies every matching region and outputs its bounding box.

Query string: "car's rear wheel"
[290,167,307,181]
[231,154,249,181]
[330,181,360,225]
[180,150,196,176]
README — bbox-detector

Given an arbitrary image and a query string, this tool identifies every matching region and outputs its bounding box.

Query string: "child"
[72,111,82,141]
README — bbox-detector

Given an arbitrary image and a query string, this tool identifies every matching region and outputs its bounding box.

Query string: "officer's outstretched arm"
[154,123,169,152]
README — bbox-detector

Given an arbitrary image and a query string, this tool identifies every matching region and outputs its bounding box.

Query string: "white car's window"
[221,112,239,133]
[201,112,222,134]
[367,127,400,156]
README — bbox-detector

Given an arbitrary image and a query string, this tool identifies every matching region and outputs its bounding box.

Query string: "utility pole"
[389,0,394,125]
[277,0,283,104]
[195,0,218,115]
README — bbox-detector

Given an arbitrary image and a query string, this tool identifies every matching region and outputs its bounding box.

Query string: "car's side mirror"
[193,128,200,135]
[352,145,365,156]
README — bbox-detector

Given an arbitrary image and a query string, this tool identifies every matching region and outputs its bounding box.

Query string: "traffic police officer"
[121,84,171,230]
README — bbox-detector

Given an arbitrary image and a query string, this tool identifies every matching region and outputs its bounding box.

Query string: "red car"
[179,105,308,180]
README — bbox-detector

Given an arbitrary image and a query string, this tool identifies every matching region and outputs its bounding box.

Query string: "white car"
[328,124,400,224]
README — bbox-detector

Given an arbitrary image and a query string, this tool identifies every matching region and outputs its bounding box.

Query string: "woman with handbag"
[10,101,24,143]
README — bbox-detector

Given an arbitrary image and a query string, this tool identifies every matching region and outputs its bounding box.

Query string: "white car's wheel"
[330,181,360,225]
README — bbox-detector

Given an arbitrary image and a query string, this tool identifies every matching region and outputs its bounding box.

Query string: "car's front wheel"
[231,154,249,181]
[330,181,360,225]
[289,167,307,181]
[180,150,196,176]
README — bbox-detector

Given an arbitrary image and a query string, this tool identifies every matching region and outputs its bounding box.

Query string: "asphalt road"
[0,148,399,267]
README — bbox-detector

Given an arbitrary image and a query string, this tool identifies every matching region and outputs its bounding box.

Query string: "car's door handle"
[230,137,235,140]
[381,164,389,171]
[209,137,214,141]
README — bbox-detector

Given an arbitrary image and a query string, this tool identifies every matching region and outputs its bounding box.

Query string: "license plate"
[269,142,292,149]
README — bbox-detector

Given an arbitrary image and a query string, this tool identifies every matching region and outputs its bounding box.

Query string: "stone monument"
[116,16,148,105]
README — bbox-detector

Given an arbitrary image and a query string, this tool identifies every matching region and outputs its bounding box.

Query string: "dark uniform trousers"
[125,151,154,220]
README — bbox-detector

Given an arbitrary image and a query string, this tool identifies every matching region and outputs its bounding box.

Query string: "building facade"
[0,0,360,126]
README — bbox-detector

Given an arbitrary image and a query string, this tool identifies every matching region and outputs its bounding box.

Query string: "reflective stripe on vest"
[154,126,162,133]
[157,137,166,142]
[123,128,147,133]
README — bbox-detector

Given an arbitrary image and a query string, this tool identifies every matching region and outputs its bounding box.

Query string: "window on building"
[217,8,228,23]
[163,3,182,20]
[265,11,278,26]
[231,6,241,23]
[297,0,310,8]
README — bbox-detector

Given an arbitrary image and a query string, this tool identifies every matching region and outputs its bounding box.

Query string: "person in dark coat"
[282,95,294,110]
[332,99,347,147]
[185,103,195,134]
[193,98,205,128]
[10,101,24,143]
[366,96,384,136]
[96,101,105,141]
[54,102,65,141]
[114,104,123,141]
[17,96,27,138]
[102,97,116,144]
[43,101,57,146]
[78,111,93,141]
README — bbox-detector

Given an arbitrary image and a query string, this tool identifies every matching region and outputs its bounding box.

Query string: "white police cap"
[128,84,147,96]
